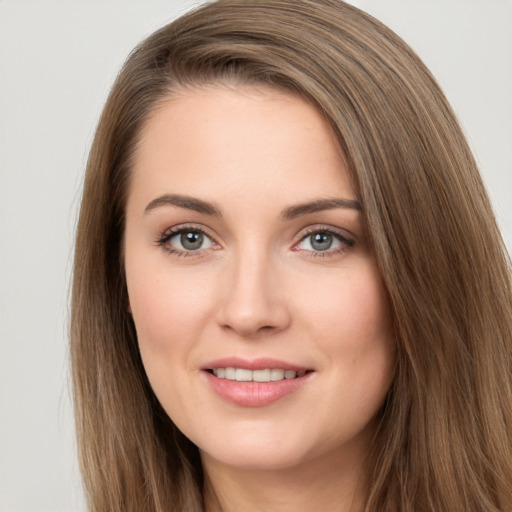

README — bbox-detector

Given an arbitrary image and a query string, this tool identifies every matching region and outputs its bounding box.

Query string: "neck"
[201,443,369,512]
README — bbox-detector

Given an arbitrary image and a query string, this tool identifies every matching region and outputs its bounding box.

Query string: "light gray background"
[1,1,511,511]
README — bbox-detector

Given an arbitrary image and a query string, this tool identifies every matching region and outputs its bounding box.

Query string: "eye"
[171,230,211,251]
[294,228,354,255]
[157,226,218,256]
[300,232,339,251]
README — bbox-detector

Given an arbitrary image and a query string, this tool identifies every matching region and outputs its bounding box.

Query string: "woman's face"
[124,85,395,472]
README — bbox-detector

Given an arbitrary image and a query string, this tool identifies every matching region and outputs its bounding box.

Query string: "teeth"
[253,369,270,382]
[270,369,284,381]
[211,367,305,382]
[235,368,252,382]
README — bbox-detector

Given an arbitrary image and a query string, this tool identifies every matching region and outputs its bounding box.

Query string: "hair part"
[71,1,512,510]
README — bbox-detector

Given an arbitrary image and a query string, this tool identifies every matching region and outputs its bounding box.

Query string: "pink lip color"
[201,357,313,407]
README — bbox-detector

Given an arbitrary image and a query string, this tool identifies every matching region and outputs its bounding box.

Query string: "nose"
[215,248,291,338]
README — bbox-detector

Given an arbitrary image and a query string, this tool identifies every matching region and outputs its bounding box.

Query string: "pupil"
[181,231,203,250]
[311,232,332,251]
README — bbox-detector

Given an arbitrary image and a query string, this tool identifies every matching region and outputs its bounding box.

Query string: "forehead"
[128,84,355,212]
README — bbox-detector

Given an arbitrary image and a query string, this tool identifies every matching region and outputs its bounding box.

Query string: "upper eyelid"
[296,225,355,242]
[158,223,216,242]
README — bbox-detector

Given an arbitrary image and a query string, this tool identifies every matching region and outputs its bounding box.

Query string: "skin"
[124,85,395,512]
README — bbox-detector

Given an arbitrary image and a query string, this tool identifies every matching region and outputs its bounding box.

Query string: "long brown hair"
[71,1,512,510]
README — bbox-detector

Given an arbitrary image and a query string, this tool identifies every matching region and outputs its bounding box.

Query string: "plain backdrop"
[0,1,511,511]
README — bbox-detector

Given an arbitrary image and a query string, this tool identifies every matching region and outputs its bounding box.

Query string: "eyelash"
[293,226,355,259]
[156,224,217,258]
[156,224,355,259]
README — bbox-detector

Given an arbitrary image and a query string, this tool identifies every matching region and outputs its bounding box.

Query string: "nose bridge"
[217,242,289,336]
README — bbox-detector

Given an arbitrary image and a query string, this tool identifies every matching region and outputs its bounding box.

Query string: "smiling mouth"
[207,368,312,382]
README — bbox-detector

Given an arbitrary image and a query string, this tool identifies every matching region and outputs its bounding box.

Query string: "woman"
[71,0,512,510]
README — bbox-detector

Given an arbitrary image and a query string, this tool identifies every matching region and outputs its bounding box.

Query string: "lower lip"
[203,371,313,407]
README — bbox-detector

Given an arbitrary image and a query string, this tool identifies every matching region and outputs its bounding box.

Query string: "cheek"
[125,263,213,416]
[300,265,392,347]
[298,264,395,411]
[337,273,394,377]
[125,254,210,361]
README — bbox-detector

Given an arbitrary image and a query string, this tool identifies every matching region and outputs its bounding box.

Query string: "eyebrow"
[144,194,361,218]
[144,194,222,216]
[281,198,361,219]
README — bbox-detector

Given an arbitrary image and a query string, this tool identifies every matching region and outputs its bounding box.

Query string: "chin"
[192,412,378,476]
[200,441,311,472]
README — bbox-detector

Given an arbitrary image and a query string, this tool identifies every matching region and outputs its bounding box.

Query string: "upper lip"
[201,357,312,372]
